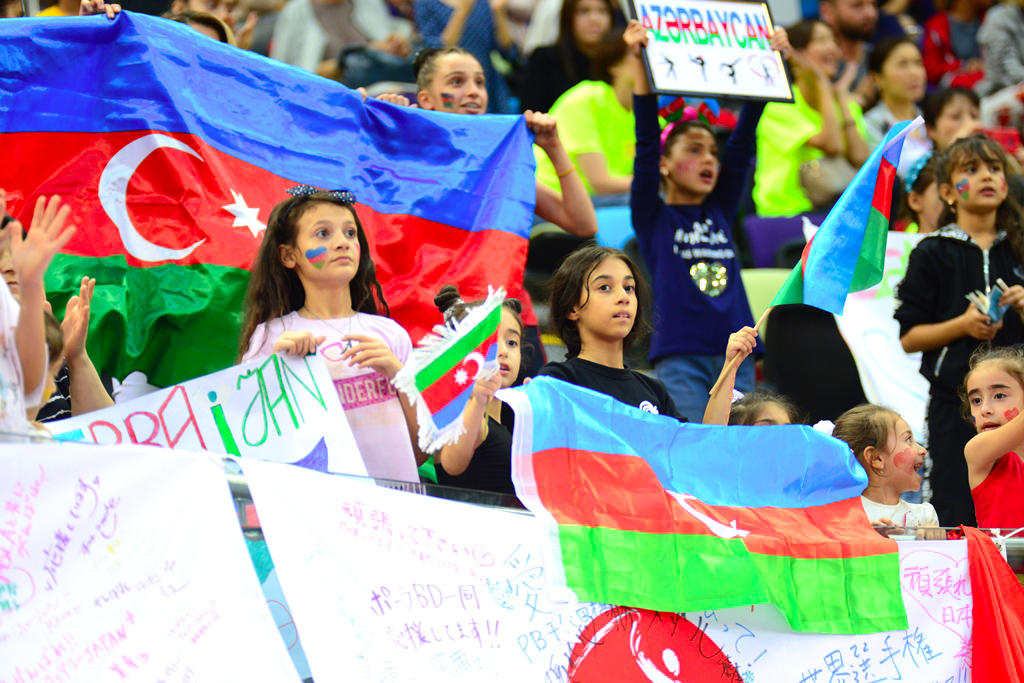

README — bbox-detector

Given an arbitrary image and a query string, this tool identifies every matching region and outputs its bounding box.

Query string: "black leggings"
[927,390,978,527]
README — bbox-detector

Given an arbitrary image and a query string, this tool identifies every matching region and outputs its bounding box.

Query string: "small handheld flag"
[393,287,505,452]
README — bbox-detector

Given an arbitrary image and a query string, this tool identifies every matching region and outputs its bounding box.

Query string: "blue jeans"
[654,354,755,423]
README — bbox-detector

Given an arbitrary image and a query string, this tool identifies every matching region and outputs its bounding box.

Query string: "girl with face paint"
[239,187,427,482]
[895,134,1024,527]
[833,405,938,531]
[961,346,1024,529]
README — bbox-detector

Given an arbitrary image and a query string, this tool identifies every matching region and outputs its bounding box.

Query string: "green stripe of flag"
[558,525,907,634]
[46,253,248,387]
[414,304,502,391]
[849,207,890,293]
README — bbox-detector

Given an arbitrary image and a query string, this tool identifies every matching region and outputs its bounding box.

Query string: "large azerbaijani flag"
[0,13,536,387]
[772,117,924,315]
[499,377,908,634]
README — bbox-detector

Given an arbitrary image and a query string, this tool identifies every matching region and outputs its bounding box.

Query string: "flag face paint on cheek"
[440,93,455,109]
[1005,407,1020,421]
[306,246,328,269]
[956,179,969,199]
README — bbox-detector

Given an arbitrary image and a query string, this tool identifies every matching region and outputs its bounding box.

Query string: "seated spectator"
[519,0,617,114]
[818,0,891,107]
[923,85,981,150]
[754,20,870,216]
[977,0,1024,128]
[164,9,235,43]
[270,0,413,80]
[922,0,988,88]
[862,36,931,176]
[415,0,515,114]
[534,37,634,197]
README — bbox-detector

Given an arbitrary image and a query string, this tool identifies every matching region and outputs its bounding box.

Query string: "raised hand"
[61,276,96,361]
[11,195,75,287]
[523,110,561,153]
[79,0,120,18]
[623,19,649,58]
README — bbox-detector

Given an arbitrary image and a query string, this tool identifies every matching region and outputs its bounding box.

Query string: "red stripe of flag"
[532,447,888,560]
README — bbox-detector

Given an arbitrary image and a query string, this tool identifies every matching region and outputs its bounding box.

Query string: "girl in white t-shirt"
[239,186,424,481]
[832,404,940,530]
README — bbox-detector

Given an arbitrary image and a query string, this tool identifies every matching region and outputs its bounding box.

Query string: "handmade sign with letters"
[632,0,794,101]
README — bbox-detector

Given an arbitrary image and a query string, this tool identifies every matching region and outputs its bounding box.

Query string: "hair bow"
[286,184,356,204]
[903,152,933,193]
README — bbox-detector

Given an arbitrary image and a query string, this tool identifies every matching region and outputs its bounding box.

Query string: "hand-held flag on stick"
[772,117,925,315]
[394,287,505,452]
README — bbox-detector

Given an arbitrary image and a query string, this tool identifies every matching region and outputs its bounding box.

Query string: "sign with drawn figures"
[631,0,794,101]
[47,353,367,476]
[243,459,972,682]
[0,442,300,682]
[835,232,929,442]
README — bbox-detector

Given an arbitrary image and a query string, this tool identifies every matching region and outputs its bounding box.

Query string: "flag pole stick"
[708,306,773,397]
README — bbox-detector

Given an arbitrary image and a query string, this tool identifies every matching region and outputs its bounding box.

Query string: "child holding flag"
[896,134,1024,526]
[626,21,790,422]
[431,285,524,496]
[239,187,424,482]
[962,347,1024,529]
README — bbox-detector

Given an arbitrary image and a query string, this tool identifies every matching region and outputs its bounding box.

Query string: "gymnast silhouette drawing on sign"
[720,59,739,84]
[661,54,677,79]
[690,54,707,81]
[757,61,775,86]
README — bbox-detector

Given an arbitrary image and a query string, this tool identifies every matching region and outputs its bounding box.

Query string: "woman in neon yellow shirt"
[753,20,870,216]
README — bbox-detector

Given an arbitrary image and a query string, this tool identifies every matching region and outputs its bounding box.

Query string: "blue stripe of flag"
[0,13,536,236]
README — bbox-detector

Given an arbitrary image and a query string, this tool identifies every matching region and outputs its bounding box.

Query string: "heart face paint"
[305,246,328,269]
[1005,407,1020,421]
[440,92,455,109]
[956,178,969,200]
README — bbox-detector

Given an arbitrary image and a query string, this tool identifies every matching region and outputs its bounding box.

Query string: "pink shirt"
[972,451,1024,530]
[244,311,417,481]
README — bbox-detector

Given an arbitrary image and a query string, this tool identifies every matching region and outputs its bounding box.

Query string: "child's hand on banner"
[274,331,325,356]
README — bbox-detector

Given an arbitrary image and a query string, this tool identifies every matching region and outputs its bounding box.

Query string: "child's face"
[660,128,719,200]
[568,256,637,345]
[496,308,522,388]
[907,181,943,233]
[966,362,1024,432]
[417,54,488,115]
[940,155,1008,214]
[751,402,791,426]
[930,95,980,150]
[281,203,361,283]
[572,0,612,49]
[880,417,927,493]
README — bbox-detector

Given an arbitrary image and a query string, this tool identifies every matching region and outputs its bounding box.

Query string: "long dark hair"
[556,0,617,82]
[935,135,1024,264]
[238,193,388,359]
[548,244,652,358]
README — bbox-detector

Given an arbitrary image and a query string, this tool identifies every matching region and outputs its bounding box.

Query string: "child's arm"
[626,21,662,233]
[61,277,114,414]
[965,409,1024,488]
[342,334,429,464]
[10,195,75,402]
[530,112,598,237]
[435,371,501,475]
[703,327,757,424]
[901,304,1000,352]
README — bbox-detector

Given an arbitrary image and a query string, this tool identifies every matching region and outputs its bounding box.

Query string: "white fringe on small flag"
[393,286,505,454]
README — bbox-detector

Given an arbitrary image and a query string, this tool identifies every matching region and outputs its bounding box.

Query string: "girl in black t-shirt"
[539,244,685,421]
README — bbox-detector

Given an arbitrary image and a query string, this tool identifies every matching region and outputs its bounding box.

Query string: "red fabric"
[964,526,1024,681]
[531,447,896,560]
[922,13,985,87]
[972,452,1024,530]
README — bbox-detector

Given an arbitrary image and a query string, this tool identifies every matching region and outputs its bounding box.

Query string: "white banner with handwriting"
[243,460,972,682]
[0,442,299,682]
[48,352,366,475]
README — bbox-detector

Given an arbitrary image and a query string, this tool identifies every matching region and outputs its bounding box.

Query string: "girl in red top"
[963,346,1024,528]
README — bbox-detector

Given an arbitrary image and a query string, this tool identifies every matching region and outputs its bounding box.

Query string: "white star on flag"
[222,189,265,237]
[454,368,469,386]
